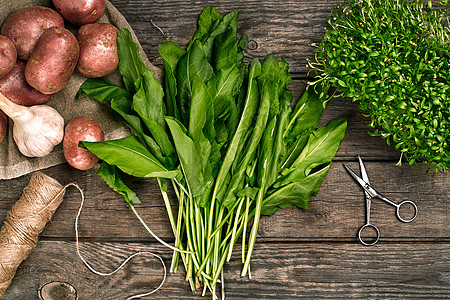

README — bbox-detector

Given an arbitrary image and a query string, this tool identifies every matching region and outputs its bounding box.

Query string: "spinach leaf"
[188,75,214,187]
[233,34,248,98]
[132,70,166,128]
[80,135,179,179]
[97,161,141,206]
[189,7,239,63]
[213,26,237,72]
[213,59,261,201]
[188,6,223,51]
[222,78,271,208]
[132,70,177,168]
[284,84,328,147]
[261,164,332,215]
[206,65,240,120]
[117,29,148,93]
[165,117,206,199]
[109,97,172,166]
[258,55,291,96]
[176,40,214,125]
[158,41,186,120]
[76,77,131,102]
[276,118,347,187]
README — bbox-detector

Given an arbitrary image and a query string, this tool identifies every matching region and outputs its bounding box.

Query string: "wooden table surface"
[1,0,449,299]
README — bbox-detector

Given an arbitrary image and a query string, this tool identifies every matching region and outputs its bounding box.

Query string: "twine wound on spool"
[0,172,65,297]
[0,172,167,299]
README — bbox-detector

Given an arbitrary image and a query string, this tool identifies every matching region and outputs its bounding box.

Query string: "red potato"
[25,27,79,95]
[0,6,64,60]
[0,35,17,79]
[0,60,52,106]
[0,111,7,144]
[63,117,104,170]
[77,23,119,78]
[52,0,105,25]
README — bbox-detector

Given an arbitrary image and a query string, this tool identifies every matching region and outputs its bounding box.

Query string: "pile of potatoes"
[0,0,119,169]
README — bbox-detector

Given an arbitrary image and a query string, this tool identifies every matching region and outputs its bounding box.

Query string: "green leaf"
[213,59,261,201]
[188,75,214,190]
[133,69,166,128]
[166,117,206,199]
[131,70,177,168]
[80,136,178,179]
[213,26,238,72]
[236,186,259,199]
[207,64,240,119]
[276,118,347,187]
[258,55,292,95]
[76,77,131,102]
[108,97,169,166]
[158,41,186,120]
[284,85,328,147]
[188,7,239,63]
[202,10,238,62]
[176,41,214,125]
[222,78,271,208]
[188,6,223,51]
[117,28,147,93]
[97,161,141,206]
[261,164,332,215]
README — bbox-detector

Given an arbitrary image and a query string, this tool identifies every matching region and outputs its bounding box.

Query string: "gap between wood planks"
[36,236,450,243]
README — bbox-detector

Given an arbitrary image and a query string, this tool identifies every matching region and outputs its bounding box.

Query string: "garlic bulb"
[0,92,64,157]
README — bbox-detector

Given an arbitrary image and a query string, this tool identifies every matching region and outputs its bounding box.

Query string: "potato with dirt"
[0,110,6,144]
[1,6,64,60]
[0,35,17,79]
[25,27,79,95]
[77,23,119,78]
[52,0,105,25]
[63,117,104,170]
[0,60,52,106]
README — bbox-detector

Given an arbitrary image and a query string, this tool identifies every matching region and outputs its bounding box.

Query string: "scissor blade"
[342,163,375,196]
[357,155,370,185]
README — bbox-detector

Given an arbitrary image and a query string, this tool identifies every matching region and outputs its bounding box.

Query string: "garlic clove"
[0,92,64,157]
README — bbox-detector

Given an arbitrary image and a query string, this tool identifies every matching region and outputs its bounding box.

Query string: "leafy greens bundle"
[77,6,347,297]
[309,0,450,172]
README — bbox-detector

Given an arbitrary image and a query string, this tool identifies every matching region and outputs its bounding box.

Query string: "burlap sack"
[0,0,162,180]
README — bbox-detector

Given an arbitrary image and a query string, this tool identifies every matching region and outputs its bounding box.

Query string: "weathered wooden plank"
[0,161,447,241]
[108,0,339,74]
[2,241,449,299]
[257,160,449,241]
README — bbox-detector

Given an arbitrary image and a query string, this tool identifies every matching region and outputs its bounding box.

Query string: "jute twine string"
[72,182,167,300]
[0,172,166,299]
[0,172,65,297]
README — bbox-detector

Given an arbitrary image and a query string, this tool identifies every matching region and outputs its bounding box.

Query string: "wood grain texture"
[2,241,449,299]
[0,0,449,298]
[108,0,339,74]
[0,161,447,241]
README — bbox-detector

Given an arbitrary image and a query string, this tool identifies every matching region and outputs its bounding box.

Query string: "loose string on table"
[64,183,167,300]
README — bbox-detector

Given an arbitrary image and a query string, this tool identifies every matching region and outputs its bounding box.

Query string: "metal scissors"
[343,156,418,246]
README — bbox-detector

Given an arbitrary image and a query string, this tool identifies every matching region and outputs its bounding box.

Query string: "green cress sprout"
[308,0,450,172]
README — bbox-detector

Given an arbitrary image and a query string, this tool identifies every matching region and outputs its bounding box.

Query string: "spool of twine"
[0,172,65,297]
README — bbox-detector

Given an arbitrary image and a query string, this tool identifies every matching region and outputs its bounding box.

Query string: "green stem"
[170,180,185,272]
[209,199,241,237]
[242,196,250,264]
[241,186,264,276]
[227,197,245,261]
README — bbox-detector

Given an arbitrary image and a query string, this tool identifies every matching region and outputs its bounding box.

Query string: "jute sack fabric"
[0,0,162,179]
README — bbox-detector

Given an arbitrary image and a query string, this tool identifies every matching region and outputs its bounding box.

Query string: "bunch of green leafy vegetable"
[76,6,347,297]
[308,0,450,172]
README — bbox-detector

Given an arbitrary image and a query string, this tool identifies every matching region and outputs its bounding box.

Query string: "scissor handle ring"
[396,200,418,223]
[357,223,380,246]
